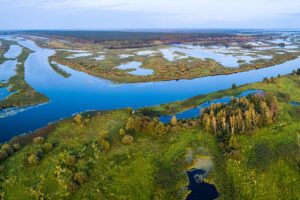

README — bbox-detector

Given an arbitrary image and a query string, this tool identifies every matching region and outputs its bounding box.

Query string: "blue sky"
[1,0,300,30]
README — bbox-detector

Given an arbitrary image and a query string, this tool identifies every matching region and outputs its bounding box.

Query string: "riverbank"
[0,39,15,65]
[1,74,299,199]
[0,47,49,109]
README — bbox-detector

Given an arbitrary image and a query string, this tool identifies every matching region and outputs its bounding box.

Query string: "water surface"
[0,36,300,142]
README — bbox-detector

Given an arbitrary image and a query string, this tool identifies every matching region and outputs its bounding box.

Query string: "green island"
[0,73,299,199]
[33,36,299,83]
[0,39,15,65]
[0,46,48,109]
[49,60,71,78]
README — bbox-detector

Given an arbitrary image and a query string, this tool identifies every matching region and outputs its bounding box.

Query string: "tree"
[28,154,40,166]
[73,114,82,124]
[170,115,177,126]
[1,144,13,155]
[12,143,21,151]
[99,130,109,139]
[33,137,45,144]
[232,83,237,89]
[119,128,126,136]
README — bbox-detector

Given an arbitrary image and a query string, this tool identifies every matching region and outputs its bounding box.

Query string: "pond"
[116,61,154,76]
[186,169,219,200]
[160,90,263,123]
[0,60,18,83]
[290,101,300,106]
[4,45,22,59]
[66,52,93,59]
[0,36,300,142]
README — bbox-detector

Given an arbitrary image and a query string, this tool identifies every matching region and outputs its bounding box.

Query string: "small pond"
[116,61,154,76]
[186,169,219,200]
[290,101,300,106]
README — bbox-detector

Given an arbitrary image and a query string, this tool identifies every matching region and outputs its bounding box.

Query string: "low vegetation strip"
[0,47,48,109]
[49,60,71,78]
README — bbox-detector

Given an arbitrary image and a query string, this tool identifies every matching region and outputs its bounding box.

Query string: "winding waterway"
[0,36,300,142]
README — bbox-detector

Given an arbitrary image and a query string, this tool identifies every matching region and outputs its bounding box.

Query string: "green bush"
[0,150,8,162]
[33,137,45,144]
[12,143,21,151]
[1,144,13,155]
[42,142,54,152]
[28,154,40,166]
[73,172,88,185]
[122,135,134,145]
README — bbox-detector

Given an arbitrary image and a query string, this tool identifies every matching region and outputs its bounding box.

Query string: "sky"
[0,0,300,30]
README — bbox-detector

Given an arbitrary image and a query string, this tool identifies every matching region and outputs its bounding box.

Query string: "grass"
[0,75,299,199]
[0,46,49,109]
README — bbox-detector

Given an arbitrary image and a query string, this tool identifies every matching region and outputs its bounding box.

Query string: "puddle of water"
[119,54,133,58]
[92,55,106,61]
[66,52,93,59]
[290,101,300,106]
[136,50,156,56]
[160,48,188,61]
[116,61,154,76]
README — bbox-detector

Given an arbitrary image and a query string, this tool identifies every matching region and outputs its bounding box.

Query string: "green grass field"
[0,75,299,200]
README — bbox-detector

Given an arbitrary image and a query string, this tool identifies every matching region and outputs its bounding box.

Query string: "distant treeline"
[17,30,263,49]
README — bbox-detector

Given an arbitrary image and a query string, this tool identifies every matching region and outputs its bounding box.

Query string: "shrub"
[34,137,45,144]
[12,143,21,151]
[127,107,133,114]
[119,128,126,136]
[73,114,82,124]
[65,154,77,167]
[122,135,134,145]
[28,154,40,166]
[171,115,177,126]
[1,144,13,155]
[0,150,8,162]
[73,172,88,185]
[42,142,54,152]
[99,139,110,152]
[99,130,109,139]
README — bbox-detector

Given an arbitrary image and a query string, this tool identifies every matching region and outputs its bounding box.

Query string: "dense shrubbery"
[125,116,169,137]
[0,143,21,162]
[292,68,300,75]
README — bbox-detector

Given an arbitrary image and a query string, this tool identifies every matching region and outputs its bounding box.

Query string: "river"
[0,36,299,142]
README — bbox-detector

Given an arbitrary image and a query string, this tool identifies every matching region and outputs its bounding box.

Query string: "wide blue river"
[0,36,299,142]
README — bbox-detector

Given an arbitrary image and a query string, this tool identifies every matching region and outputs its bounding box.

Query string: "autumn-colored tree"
[171,115,177,126]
